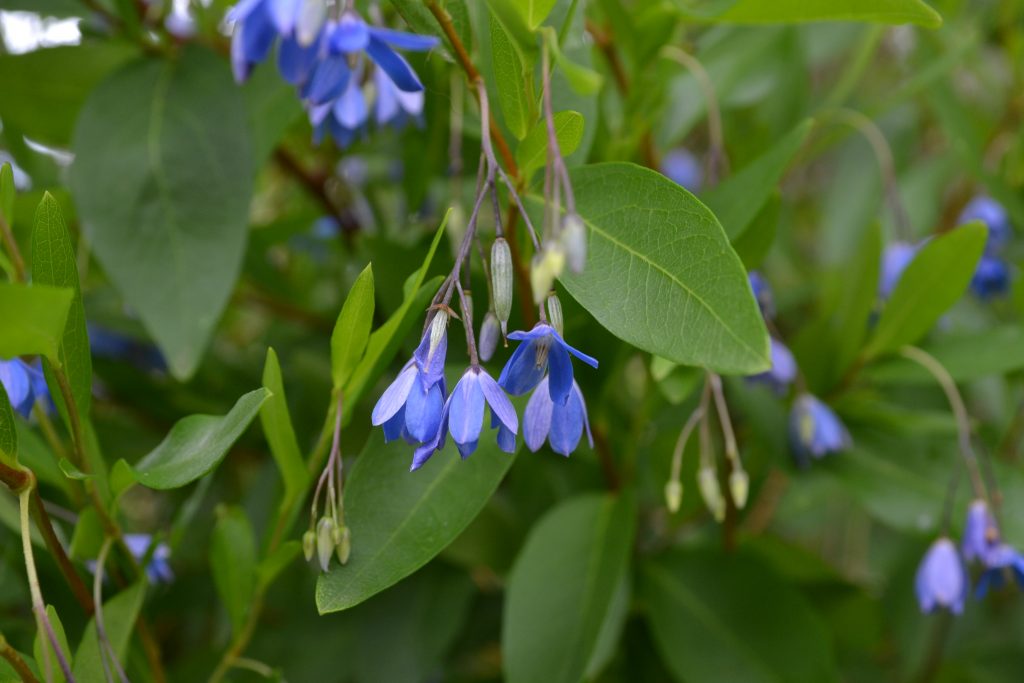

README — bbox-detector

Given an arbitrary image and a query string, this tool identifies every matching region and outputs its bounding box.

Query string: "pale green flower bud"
[664,480,683,514]
[478,312,501,362]
[561,213,587,273]
[335,525,352,565]
[530,243,565,304]
[302,530,316,562]
[491,238,513,333]
[463,290,474,326]
[697,466,726,522]
[546,294,563,336]
[316,517,336,572]
[729,469,749,509]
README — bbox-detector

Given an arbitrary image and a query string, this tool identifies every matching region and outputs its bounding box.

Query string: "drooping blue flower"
[310,63,370,147]
[879,240,918,299]
[326,12,439,93]
[0,358,50,418]
[277,29,324,87]
[374,65,425,127]
[523,376,593,456]
[959,196,1012,254]
[661,149,702,192]
[748,271,775,319]
[229,0,297,83]
[371,326,447,446]
[915,537,967,614]
[498,323,598,406]
[789,393,851,464]
[975,543,1024,598]
[962,499,998,563]
[748,338,797,394]
[87,533,173,585]
[970,255,1010,300]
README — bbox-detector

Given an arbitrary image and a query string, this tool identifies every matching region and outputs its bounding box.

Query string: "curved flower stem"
[708,373,740,470]
[660,46,728,185]
[667,404,705,508]
[0,631,40,683]
[93,538,131,683]
[0,213,27,282]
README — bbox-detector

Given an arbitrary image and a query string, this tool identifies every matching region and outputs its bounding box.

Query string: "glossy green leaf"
[516,110,585,183]
[70,45,253,380]
[332,264,375,390]
[680,0,942,28]
[260,348,308,504]
[0,382,16,468]
[0,162,13,225]
[0,283,73,361]
[555,163,769,374]
[642,549,837,683]
[491,13,535,140]
[32,192,92,419]
[131,388,270,489]
[865,222,985,358]
[503,493,636,683]
[72,582,145,683]
[33,604,72,683]
[211,506,257,635]
[867,325,1024,384]
[316,432,516,613]
[0,43,138,147]
[703,120,812,242]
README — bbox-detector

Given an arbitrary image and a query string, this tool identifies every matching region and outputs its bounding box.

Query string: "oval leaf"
[260,348,308,503]
[211,506,257,635]
[491,12,535,140]
[516,110,585,183]
[332,263,375,390]
[683,0,942,28]
[0,283,73,361]
[73,582,146,683]
[557,163,769,374]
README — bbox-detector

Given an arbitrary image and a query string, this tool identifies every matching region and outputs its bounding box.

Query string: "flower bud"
[478,312,501,362]
[429,310,448,361]
[297,0,327,46]
[697,466,725,522]
[463,290,474,326]
[561,213,587,273]
[316,516,336,572]
[664,480,683,514]
[491,238,513,333]
[302,530,316,562]
[546,294,563,336]
[530,243,565,304]
[729,469,749,509]
[335,525,352,565]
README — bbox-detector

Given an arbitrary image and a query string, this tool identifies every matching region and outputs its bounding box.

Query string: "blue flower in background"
[374,65,425,128]
[0,358,50,418]
[915,537,967,614]
[326,13,438,92]
[789,393,851,464]
[748,338,797,394]
[498,323,598,406]
[372,326,447,446]
[959,196,1012,254]
[879,240,919,299]
[970,255,1010,300]
[748,271,775,319]
[661,149,702,192]
[962,499,998,563]
[310,63,370,147]
[229,0,296,82]
[88,534,173,585]
[88,325,167,373]
[523,376,593,456]
[976,543,1024,598]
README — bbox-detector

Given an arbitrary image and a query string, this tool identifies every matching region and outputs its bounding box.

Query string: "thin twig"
[0,632,40,683]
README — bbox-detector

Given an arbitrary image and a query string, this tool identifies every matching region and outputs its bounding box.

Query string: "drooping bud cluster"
[491,238,513,334]
[560,213,587,274]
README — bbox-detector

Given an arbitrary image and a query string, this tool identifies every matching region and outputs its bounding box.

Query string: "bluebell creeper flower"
[976,543,1024,598]
[310,63,370,147]
[523,376,593,456]
[660,149,702,192]
[747,271,775,319]
[915,537,967,614]
[959,196,1012,254]
[969,255,1010,300]
[373,65,425,128]
[879,240,918,299]
[371,325,448,446]
[326,12,439,92]
[498,323,598,406]
[0,358,50,418]
[789,394,851,463]
[748,338,797,394]
[962,498,998,563]
[88,325,167,373]
[88,534,173,585]
[229,0,302,83]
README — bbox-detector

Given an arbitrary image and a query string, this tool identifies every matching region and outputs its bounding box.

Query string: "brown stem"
[502,203,538,326]
[0,215,26,282]
[31,489,95,613]
[0,632,40,683]
[590,425,621,492]
[585,19,629,93]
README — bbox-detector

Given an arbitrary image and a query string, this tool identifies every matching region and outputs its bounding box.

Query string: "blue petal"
[498,338,546,395]
[547,341,574,406]
[302,55,351,104]
[456,439,479,459]
[366,37,423,92]
[382,406,405,443]
[448,371,484,447]
[411,405,448,471]
[227,0,265,23]
[478,370,517,435]
[523,377,552,452]
[267,0,301,35]
[277,33,321,85]
[329,13,370,53]
[0,359,33,417]
[333,79,368,129]
[368,26,440,51]
[371,363,417,425]
[374,67,400,124]
[413,326,447,389]
[554,331,599,369]
[496,424,516,453]
[241,4,278,64]
[549,386,585,456]
[404,379,444,443]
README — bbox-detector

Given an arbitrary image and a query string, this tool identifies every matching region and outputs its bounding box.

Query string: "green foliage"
[33,604,72,683]
[331,263,375,391]
[516,110,585,183]
[677,0,942,27]
[211,506,257,635]
[0,283,73,361]
[260,348,309,504]
[490,12,536,140]
[0,381,16,468]
[72,583,146,683]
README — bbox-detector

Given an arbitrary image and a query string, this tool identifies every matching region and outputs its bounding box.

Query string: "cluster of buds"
[304,514,351,571]
[304,394,350,572]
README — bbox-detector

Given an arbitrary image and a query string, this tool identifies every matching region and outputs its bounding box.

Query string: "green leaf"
[680,0,942,28]
[554,163,769,374]
[69,45,254,380]
[31,192,93,419]
[0,283,73,361]
[131,388,270,489]
[388,0,473,63]
[258,540,302,587]
[702,120,812,242]
[0,381,16,468]
[260,348,308,504]
[332,264,376,390]
[68,508,104,560]
[491,12,536,140]
[34,604,72,683]
[513,0,558,28]
[241,64,304,167]
[516,110,585,183]
[211,506,257,635]
[642,549,837,683]
[542,27,602,94]
[503,493,636,683]
[0,43,138,147]
[15,422,70,496]
[58,457,90,481]
[865,222,986,358]
[867,326,1024,384]
[315,431,516,613]
[0,162,13,225]
[72,582,146,683]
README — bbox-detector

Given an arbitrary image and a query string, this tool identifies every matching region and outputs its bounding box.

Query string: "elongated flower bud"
[463,290,474,326]
[561,213,587,273]
[316,517,336,572]
[335,525,351,565]
[297,0,327,46]
[546,294,564,336]
[729,469,749,509]
[479,312,501,362]
[429,310,448,360]
[302,530,316,562]
[697,466,725,522]
[531,244,565,304]
[491,238,513,333]
[664,480,683,514]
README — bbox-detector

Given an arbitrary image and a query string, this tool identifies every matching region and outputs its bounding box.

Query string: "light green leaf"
[315,431,516,613]
[491,12,536,140]
[865,222,985,358]
[258,540,302,587]
[211,506,257,635]
[32,192,93,420]
[68,508,104,561]
[332,264,375,390]
[34,604,72,683]
[70,45,253,380]
[503,494,636,683]
[15,422,70,496]
[387,0,473,63]
[867,325,1024,384]
[72,582,146,683]
[513,0,558,28]
[554,163,769,374]
[0,381,16,468]
[542,27,602,94]
[642,549,837,683]
[680,0,942,28]
[260,348,308,504]
[516,110,585,183]
[241,64,304,166]
[0,283,73,361]
[131,388,270,489]
[0,162,13,225]
[58,457,90,481]
[702,120,812,242]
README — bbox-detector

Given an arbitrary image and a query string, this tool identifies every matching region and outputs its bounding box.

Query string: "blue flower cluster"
[961,196,1012,299]
[372,319,598,470]
[660,149,703,193]
[916,499,1024,614]
[228,1,439,145]
[0,358,51,418]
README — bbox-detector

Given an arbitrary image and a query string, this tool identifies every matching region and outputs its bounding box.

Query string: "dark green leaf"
[332,264,375,390]
[0,380,16,468]
[491,12,536,140]
[15,422,70,496]
[68,508,104,561]
[865,222,986,358]
[679,0,942,27]
[0,283,73,361]
[70,45,254,379]
[516,110,585,183]
[0,162,13,224]
[503,493,636,683]
[72,582,146,683]
[555,163,769,374]
[34,604,72,683]
[131,388,270,489]
[388,0,473,62]
[242,65,303,167]
[315,432,516,613]
[211,506,257,635]
[260,348,308,504]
